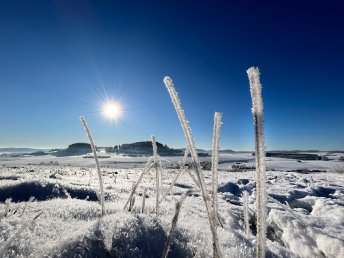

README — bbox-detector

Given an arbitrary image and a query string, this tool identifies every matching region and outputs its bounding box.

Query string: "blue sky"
[0,1,343,150]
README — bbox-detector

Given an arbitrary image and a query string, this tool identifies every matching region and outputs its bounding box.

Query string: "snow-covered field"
[0,153,343,258]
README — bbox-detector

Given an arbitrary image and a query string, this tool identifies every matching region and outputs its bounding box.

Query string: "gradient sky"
[0,1,343,150]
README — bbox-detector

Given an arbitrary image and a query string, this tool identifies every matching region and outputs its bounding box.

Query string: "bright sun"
[102,101,122,122]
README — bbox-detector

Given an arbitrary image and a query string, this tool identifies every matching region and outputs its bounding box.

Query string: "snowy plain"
[0,153,343,258]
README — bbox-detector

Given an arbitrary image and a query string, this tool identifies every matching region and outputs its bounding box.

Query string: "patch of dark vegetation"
[174,183,193,189]
[287,169,326,174]
[237,179,250,185]
[0,175,20,180]
[255,152,321,161]
[230,164,255,172]
[0,181,98,202]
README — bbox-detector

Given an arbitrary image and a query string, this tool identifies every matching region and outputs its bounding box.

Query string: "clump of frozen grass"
[247,67,267,258]
[1,198,12,218]
[164,76,222,258]
[0,211,44,255]
[211,112,222,230]
[80,116,105,216]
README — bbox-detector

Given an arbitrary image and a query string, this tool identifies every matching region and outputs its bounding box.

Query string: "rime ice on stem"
[151,135,160,215]
[163,76,222,258]
[247,67,267,258]
[211,112,222,229]
[243,191,250,237]
[161,189,194,258]
[80,116,105,217]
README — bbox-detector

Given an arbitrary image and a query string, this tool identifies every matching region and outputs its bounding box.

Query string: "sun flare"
[102,101,122,122]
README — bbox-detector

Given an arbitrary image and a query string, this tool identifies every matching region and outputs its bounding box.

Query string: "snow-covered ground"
[0,153,343,257]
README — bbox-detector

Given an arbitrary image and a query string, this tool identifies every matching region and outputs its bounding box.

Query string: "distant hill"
[53,143,92,157]
[106,141,183,156]
[219,149,236,154]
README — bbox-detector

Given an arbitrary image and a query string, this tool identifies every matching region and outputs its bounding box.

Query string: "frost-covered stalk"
[164,76,221,258]
[142,188,147,213]
[159,146,200,204]
[161,190,193,258]
[128,183,136,212]
[19,197,35,217]
[151,135,160,215]
[247,67,267,258]
[124,157,154,210]
[243,191,250,237]
[80,116,105,216]
[211,112,222,229]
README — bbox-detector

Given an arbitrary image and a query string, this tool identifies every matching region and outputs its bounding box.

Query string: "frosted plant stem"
[161,190,193,258]
[160,147,191,204]
[124,157,154,210]
[128,183,136,212]
[19,197,35,217]
[0,211,44,255]
[158,156,163,188]
[185,167,200,188]
[164,76,221,258]
[247,67,267,258]
[151,135,160,215]
[80,116,105,217]
[159,168,186,204]
[142,188,147,213]
[243,191,251,237]
[211,112,222,229]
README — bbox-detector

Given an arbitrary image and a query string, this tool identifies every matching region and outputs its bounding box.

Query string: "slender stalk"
[243,191,250,237]
[211,112,222,230]
[128,183,136,212]
[160,146,200,204]
[124,157,154,210]
[247,67,267,258]
[151,135,160,215]
[80,116,105,216]
[161,190,193,258]
[164,76,221,258]
[142,188,147,213]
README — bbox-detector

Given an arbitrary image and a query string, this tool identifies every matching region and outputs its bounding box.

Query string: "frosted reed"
[80,116,105,216]
[164,76,221,258]
[161,190,193,258]
[247,67,266,258]
[243,191,251,237]
[151,135,160,215]
[211,112,222,229]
